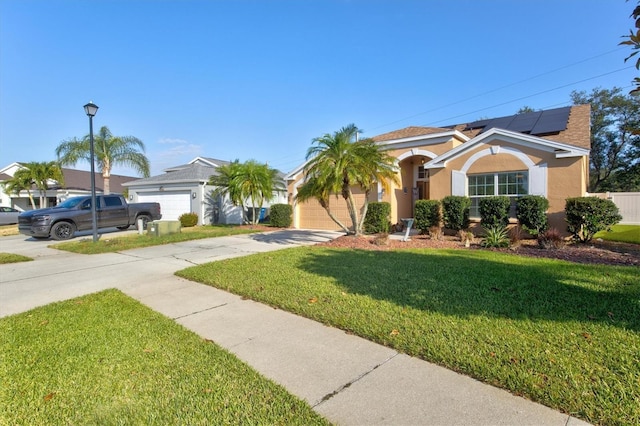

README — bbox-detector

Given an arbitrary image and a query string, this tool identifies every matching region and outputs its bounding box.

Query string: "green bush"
[565,197,622,242]
[178,212,198,227]
[481,225,510,248]
[479,196,511,228]
[442,196,471,231]
[516,195,549,236]
[414,200,441,233]
[269,204,292,228]
[364,202,391,234]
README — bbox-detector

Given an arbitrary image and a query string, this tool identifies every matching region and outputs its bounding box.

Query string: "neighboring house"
[287,105,591,233]
[0,162,137,211]
[123,157,288,225]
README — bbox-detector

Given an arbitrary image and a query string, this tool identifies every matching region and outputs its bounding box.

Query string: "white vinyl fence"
[588,192,640,225]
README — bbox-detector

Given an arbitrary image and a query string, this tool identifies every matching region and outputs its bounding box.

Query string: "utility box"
[147,220,181,237]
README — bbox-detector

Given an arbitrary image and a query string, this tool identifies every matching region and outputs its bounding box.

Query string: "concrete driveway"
[0,229,340,318]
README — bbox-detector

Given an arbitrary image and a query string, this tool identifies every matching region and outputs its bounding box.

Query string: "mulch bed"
[317,233,640,267]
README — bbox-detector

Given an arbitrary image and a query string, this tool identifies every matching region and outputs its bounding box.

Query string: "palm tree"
[209,160,285,225]
[298,124,399,236]
[2,162,65,209]
[56,126,150,194]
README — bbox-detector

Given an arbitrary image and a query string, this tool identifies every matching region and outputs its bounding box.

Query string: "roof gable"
[425,127,590,169]
[124,163,217,186]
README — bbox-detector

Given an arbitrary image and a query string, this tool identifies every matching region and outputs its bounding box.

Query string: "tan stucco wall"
[288,130,589,233]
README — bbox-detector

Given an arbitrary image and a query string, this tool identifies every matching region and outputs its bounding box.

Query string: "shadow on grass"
[297,248,640,331]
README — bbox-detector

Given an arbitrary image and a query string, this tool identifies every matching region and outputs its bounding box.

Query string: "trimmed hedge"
[178,212,198,227]
[269,204,292,228]
[516,195,549,236]
[565,197,622,242]
[442,196,471,231]
[414,200,442,233]
[364,202,391,234]
[479,196,511,228]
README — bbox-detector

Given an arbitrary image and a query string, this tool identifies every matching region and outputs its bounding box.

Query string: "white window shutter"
[529,163,547,196]
[452,170,466,196]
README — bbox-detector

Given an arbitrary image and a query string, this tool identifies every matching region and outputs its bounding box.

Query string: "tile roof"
[123,163,217,186]
[59,168,138,193]
[371,105,590,150]
[372,126,452,142]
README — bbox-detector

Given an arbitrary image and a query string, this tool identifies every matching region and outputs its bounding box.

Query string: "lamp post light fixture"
[83,101,99,242]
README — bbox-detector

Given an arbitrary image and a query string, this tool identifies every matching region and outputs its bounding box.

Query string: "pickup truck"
[18,194,162,240]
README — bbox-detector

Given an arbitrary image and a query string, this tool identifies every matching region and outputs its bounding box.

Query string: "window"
[418,165,427,180]
[468,171,528,218]
[103,196,123,207]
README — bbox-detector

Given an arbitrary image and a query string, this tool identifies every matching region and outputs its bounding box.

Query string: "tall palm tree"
[2,162,64,209]
[299,124,398,236]
[56,126,150,194]
[209,160,285,225]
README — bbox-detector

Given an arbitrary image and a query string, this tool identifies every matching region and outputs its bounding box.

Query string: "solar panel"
[530,107,571,134]
[463,106,571,136]
[507,111,542,132]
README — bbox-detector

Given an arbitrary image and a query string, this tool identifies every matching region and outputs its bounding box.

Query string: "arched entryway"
[395,153,433,220]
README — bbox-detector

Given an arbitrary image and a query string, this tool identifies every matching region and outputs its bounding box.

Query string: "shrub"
[269,204,292,228]
[458,229,474,247]
[178,212,198,227]
[481,226,510,248]
[516,195,549,236]
[538,228,565,249]
[508,225,523,246]
[428,225,443,241]
[479,196,511,228]
[364,202,391,234]
[565,197,622,242]
[414,200,441,233]
[442,196,471,231]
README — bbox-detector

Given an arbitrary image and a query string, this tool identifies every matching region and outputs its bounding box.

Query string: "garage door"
[138,191,191,221]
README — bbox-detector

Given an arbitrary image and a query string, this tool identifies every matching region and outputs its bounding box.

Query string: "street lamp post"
[83,101,99,242]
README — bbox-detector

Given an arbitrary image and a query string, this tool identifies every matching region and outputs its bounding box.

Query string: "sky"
[0,0,637,177]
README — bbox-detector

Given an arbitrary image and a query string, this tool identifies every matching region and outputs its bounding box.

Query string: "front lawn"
[0,289,328,425]
[53,225,269,254]
[0,253,32,264]
[177,247,640,426]
[594,224,640,244]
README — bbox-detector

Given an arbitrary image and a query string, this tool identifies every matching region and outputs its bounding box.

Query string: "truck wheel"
[51,222,76,240]
[137,215,151,230]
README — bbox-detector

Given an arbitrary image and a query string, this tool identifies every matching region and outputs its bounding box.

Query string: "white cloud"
[150,137,204,174]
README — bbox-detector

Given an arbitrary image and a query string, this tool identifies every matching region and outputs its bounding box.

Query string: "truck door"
[101,196,128,228]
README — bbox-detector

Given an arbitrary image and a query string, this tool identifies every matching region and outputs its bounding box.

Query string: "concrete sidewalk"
[0,230,590,425]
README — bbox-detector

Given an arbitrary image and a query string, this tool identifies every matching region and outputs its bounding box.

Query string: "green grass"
[594,224,640,244]
[0,289,329,426]
[0,224,19,237]
[177,247,640,426]
[0,253,32,264]
[53,225,268,254]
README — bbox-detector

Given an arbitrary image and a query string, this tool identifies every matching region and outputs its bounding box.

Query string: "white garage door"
[138,191,191,221]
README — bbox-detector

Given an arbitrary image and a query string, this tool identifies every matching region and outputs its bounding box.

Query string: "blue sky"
[0,0,637,177]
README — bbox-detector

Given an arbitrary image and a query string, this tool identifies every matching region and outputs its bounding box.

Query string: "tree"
[297,124,399,236]
[620,1,640,95]
[517,106,537,114]
[2,162,64,209]
[571,87,640,192]
[209,160,285,225]
[56,126,150,194]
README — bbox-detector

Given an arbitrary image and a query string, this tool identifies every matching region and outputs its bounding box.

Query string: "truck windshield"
[55,197,87,209]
